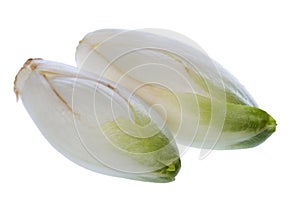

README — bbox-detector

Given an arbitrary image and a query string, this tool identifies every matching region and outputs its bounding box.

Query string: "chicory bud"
[14,58,180,182]
[76,29,276,150]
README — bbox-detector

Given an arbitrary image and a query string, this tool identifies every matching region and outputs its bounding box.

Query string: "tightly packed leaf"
[14,29,276,182]
[76,29,276,150]
[14,59,180,182]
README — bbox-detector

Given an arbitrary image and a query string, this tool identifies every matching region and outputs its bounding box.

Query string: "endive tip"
[266,114,277,133]
[14,58,43,101]
[230,111,277,149]
[142,158,181,183]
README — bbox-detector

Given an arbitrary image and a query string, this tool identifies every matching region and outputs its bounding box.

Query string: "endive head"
[76,28,276,153]
[14,58,181,182]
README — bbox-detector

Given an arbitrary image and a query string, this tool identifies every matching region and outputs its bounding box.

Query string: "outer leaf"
[14,58,180,182]
[76,29,276,150]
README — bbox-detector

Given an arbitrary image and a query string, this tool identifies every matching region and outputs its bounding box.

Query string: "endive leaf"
[14,58,180,182]
[76,29,276,150]
[76,29,256,106]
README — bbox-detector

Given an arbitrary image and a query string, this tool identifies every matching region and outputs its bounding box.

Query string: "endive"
[76,29,276,150]
[14,58,180,182]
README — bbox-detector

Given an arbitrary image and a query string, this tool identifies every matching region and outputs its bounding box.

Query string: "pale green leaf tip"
[102,116,181,183]
[141,158,181,183]
[230,111,277,149]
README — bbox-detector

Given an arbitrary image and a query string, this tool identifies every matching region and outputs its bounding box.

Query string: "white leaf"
[75,29,276,151]
[14,58,180,182]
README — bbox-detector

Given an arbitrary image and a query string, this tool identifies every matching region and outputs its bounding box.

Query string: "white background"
[1,0,299,199]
